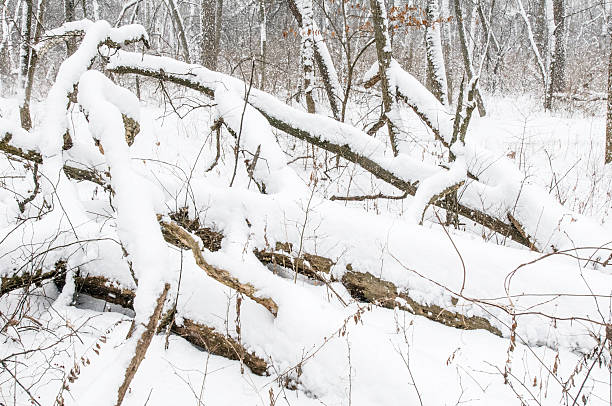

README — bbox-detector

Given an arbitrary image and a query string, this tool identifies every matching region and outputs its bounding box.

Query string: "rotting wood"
[341,270,501,336]
[57,273,270,376]
[159,220,278,316]
[172,319,268,376]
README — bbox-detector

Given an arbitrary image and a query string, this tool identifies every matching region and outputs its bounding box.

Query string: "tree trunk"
[287,0,342,120]
[18,0,33,129]
[200,0,221,69]
[606,29,612,165]
[454,0,486,116]
[369,0,400,155]
[258,0,266,89]
[19,0,46,131]
[301,0,315,113]
[547,0,566,110]
[425,0,448,106]
[64,0,77,56]
[167,0,191,63]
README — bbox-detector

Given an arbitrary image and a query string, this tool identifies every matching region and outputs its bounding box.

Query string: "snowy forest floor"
[1,87,612,406]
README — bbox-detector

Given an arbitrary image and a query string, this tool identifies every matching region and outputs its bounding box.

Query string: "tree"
[425,0,448,106]
[546,0,566,110]
[201,0,222,69]
[369,0,400,155]
[607,29,612,164]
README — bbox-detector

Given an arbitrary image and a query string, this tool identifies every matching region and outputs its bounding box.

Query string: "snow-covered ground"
[1,73,611,406]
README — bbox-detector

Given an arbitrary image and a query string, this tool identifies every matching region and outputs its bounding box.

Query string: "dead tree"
[369,0,400,155]
[200,0,222,69]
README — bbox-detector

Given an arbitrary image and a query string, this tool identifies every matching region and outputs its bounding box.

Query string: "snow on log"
[106,51,531,247]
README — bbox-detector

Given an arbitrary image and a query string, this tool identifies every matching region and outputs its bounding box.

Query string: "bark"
[55,273,269,376]
[0,133,109,188]
[116,283,170,406]
[18,0,32,90]
[159,220,278,316]
[424,0,448,105]
[166,0,190,63]
[64,0,77,56]
[301,0,315,113]
[20,0,46,131]
[546,0,566,110]
[454,0,486,116]
[341,270,501,336]
[258,0,266,89]
[200,0,221,69]
[287,0,342,120]
[607,29,612,165]
[369,0,400,155]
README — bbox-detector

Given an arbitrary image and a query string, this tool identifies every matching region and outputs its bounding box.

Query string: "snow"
[1,18,612,406]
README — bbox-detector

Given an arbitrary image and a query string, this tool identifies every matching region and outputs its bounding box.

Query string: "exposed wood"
[368,0,400,155]
[116,283,170,406]
[342,271,502,336]
[159,220,278,316]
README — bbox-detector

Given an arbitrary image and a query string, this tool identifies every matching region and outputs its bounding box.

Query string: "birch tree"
[301,0,316,113]
[425,0,448,106]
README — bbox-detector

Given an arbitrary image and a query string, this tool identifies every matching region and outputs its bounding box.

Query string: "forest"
[0,0,611,404]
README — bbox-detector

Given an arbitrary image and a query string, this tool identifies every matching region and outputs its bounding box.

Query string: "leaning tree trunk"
[606,29,612,165]
[200,0,221,69]
[369,0,400,156]
[425,0,448,106]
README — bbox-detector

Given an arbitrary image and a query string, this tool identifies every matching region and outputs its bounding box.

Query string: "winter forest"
[0,0,611,404]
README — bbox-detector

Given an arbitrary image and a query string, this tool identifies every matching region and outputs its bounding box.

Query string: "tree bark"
[425,0,448,106]
[287,0,342,120]
[116,283,170,406]
[606,29,612,165]
[546,0,566,110]
[200,0,221,69]
[64,0,77,56]
[167,0,191,63]
[19,0,46,131]
[369,0,400,155]
[454,0,486,116]
[301,0,316,113]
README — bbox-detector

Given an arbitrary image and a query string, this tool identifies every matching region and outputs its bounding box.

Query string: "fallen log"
[55,272,270,376]
[107,55,531,248]
[159,220,278,316]
[341,270,501,336]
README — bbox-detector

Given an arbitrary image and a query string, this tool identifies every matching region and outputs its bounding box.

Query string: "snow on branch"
[106,51,530,247]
